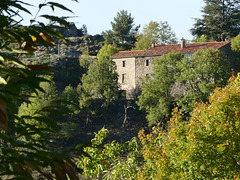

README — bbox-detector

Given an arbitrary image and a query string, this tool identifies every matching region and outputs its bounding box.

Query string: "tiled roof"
[112,41,231,58]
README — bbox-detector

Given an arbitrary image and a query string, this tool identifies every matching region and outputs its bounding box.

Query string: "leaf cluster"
[79,56,119,115]
[0,1,85,179]
[137,74,240,179]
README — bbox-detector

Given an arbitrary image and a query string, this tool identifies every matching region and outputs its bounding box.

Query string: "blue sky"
[22,0,205,41]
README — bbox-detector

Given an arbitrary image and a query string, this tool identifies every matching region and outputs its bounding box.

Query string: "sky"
[21,0,205,42]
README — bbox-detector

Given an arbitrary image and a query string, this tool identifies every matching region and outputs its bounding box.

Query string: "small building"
[112,39,237,98]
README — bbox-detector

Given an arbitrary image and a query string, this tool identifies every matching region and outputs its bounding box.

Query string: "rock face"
[21,34,104,64]
[57,23,83,37]
[20,34,105,91]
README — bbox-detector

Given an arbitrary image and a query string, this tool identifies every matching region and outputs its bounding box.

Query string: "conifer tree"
[191,0,240,41]
[102,10,140,50]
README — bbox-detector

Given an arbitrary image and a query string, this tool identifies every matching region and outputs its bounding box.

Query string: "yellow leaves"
[233,172,240,179]
[39,32,56,45]
[23,33,55,52]
[31,35,38,43]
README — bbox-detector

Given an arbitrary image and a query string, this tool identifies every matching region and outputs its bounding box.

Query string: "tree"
[134,21,177,50]
[137,52,183,126]
[231,33,240,52]
[79,47,94,69]
[61,84,79,114]
[102,10,140,50]
[18,76,57,116]
[191,0,240,41]
[137,49,230,126]
[79,56,119,116]
[136,74,240,179]
[192,34,209,42]
[81,24,88,35]
[177,48,230,112]
[97,44,119,60]
[0,1,83,179]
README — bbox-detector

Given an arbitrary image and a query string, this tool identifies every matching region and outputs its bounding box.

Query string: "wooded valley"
[0,0,240,179]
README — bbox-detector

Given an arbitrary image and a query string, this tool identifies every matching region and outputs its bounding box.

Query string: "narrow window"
[122,74,126,83]
[146,59,150,66]
[123,60,126,67]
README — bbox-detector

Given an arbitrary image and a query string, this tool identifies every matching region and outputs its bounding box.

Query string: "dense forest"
[0,0,240,179]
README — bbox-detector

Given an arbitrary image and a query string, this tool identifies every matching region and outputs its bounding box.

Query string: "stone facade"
[135,56,158,82]
[114,57,136,92]
[113,56,159,98]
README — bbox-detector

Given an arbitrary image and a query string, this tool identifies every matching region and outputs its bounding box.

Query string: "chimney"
[152,42,156,48]
[181,38,185,49]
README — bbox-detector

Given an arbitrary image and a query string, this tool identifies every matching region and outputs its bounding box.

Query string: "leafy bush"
[77,126,143,180]
[0,1,83,179]
[77,127,124,179]
[137,74,240,179]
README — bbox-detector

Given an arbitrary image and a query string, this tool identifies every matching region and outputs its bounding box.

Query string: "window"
[146,59,150,66]
[122,74,126,83]
[123,60,126,67]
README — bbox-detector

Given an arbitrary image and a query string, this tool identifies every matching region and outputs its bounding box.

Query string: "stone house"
[112,39,236,98]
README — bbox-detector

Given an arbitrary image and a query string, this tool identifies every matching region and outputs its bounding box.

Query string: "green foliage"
[231,33,240,52]
[138,49,230,126]
[135,75,240,179]
[182,74,240,178]
[102,10,140,50]
[97,44,119,60]
[77,127,143,180]
[105,136,143,180]
[177,48,230,112]
[0,0,83,179]
[59,122,81,139]
[61,84,79,114]
[79,47,94,69]
[191,0,240,41]
[54,57,83,91]
[137,52,183,126]
[18,76,57,116]
[192,34,209,42]
[134,21,177,50]
[77,127,124,179]
[79,56,119,115]
[76,74,239,179]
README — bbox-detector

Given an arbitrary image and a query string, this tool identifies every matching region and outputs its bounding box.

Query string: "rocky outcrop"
[21,34,104,65]
[57,23,83,37]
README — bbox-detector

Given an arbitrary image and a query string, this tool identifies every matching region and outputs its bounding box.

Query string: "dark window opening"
[123,60,126,67]
[146,59,150,66]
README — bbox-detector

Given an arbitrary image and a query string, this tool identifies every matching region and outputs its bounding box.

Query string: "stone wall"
[113,57,136,92]
[135,56,160,85]
[113,55,162,99]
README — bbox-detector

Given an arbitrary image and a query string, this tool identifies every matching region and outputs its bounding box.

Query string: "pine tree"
[191,0,240,41]
[102,10,140,50]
